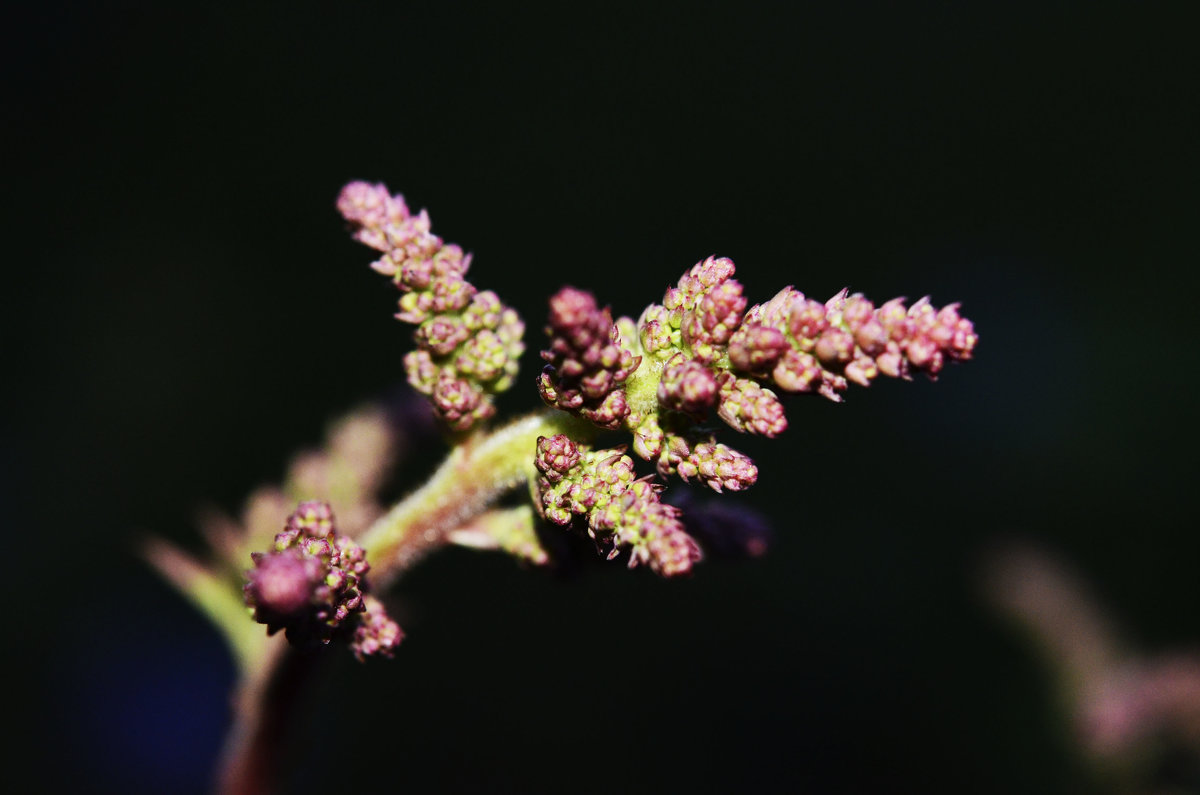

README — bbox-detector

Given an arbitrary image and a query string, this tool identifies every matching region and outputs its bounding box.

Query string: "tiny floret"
[245,500,401,659]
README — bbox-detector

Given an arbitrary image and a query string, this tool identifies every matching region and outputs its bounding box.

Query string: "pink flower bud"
[772,349,822,392]
[657,353,719,418]
[788,298,829,346]
[728,322,787,374]
[351,596,404,661]
[814,328,855,367]
[245,549,322,626]
[717,376,788,437]
[539,287,639,430]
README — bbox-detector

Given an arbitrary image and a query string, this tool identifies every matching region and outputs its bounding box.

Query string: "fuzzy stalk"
[359,409,592,586]
[214,636,323,795]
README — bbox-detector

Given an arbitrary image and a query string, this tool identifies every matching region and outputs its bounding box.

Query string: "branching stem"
[360,408,591,586]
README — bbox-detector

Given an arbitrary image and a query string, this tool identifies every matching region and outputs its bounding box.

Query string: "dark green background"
[8,3,1198,792]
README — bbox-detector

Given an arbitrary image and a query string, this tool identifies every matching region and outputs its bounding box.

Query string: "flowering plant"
[148,181,976,793]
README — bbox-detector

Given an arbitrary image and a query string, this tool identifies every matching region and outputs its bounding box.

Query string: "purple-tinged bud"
[676,441,758,493]
[431,375,491,432]
[279,500,336,545]
[825,287,850,316]
[787,297,829,348]
[657,352,719,418]
[415,314,471,356]
[456,329,507,382]
[935,303,978,360]
[683,278,747,363]
[640,519,703,578]
[877,298,913,341]
[814,328,855,368]
[536,434,581,481]
[905,335,944,374]
[817,372,847,402]
[336,182,410,252]
[840,294,875,331]
[403,349,439,395]
[749,285,802,329]
[396,272,477,324]
[638,303,677,357]
[672,257,737,308]
[772,348,822,392]
[907,296,938,333]
[853,317,889,356]
[728,322,787,374]
[630,413,665,460]
[582,389,630,430]
[654,431,694,480]
[245,549,323,628]
[461,290,505,330]
[844,354,879,387]
[351,596,404,661]
[539,287,639,429]
[717,376,788,437]
[875,343,907,379]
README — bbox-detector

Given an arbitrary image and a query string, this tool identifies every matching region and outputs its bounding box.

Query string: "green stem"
[360,409,591,585]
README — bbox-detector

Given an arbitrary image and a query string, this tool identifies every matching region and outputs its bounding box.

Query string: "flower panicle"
[244,500,402,660]
[535,256,976,495]
[534,435,701,577]
[536,287,641,430]
[337,181,524,433]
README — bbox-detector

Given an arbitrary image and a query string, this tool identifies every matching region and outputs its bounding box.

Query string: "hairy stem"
[360,409,591,586]
[215,636,322,795]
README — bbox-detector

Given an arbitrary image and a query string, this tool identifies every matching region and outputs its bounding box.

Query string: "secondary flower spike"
[338,181,524,432]
[244,500,401,659]
[535,435,701,577]
[537,287,641,430]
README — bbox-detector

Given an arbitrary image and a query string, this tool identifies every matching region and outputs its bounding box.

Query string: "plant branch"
[359,408,590,586]
[214,636,322,795]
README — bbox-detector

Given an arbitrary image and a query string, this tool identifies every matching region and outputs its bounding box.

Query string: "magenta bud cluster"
[535,435,701,577]
[244,500,402,659]
[536,287,641,430]
[337,181,524,432]
[536,255,976,495]
[736,287,978,401]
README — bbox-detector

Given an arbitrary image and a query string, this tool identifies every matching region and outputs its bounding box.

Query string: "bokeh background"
[8,3,1199,793]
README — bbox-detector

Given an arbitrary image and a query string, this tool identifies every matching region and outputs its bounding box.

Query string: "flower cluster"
[534,434,701,577]
[244,500,402,659]
[730,285,977,399]
[337,181,524,432]
[536,287,640,430]
[536,255,976,493]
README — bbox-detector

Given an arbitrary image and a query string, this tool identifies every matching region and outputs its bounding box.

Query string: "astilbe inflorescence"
[536,287,640,430]
[337,182,524,432]
[244,500,402,660]
[537,256,977,497]
[534,434,701,577]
